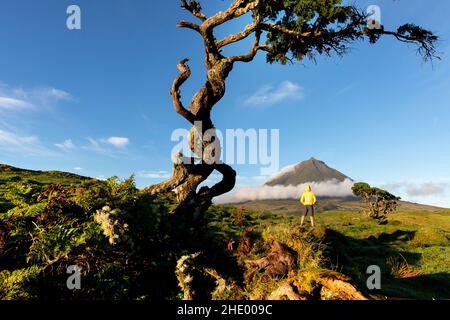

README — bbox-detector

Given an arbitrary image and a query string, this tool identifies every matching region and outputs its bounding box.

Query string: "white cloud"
[216,179,354,204]
[381,181,450,208]
[334,84,355,97]
[0,129,38,146]
[0,129,51,156]
[43,87,72,101]
[137,171,171,179]
[83,137,130,157]
[0,97,32,110]
[244,81,304,106]
[55,139,76,151]
[84,138,110,156]
[406,183,446,197]
[383,181,448,198]
[0,83,72,157]
[0,83,71,113]
[106,137,129,148]
[73,167,83,171]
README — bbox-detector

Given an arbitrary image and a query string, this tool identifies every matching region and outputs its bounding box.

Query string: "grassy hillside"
[1,164,449,300]
[312,210,450,299]
[0,164,89,183]
[0,164,90,212]
[214,205,450,299]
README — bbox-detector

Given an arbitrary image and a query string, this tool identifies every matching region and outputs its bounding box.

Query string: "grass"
[208,205,450,299]
[295,210,450,299]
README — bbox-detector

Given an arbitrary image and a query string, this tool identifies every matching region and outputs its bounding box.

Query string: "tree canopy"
[179,0,439,65]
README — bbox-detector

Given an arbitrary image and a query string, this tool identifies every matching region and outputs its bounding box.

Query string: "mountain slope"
[232,198,444,216]
[265,157,351,186]
[0,164,90,183]
[0,164,91,212]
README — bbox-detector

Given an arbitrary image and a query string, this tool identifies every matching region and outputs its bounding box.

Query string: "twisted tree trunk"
[144,1,271,213]
[145,50,237,212]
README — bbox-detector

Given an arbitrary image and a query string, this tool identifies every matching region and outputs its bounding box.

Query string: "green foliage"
[258,0,360,63]
[352,182,400,223]
[248,0,439,64]
[0,176,178,300]
[0,174,252,300]
[175,252,201,300]
[0,266,41,300]
[3,181,40,207]
[0,165,91,213]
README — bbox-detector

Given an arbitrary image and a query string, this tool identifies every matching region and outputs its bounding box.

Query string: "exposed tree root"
[318,273,368,300]
[245,241,297,281]
[267,270,369,301]
[268,283,307,300]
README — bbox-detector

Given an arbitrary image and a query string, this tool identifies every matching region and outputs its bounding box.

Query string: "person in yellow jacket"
[300,185,317,227]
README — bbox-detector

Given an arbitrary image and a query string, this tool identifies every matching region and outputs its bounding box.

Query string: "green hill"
[0,164,89,183]
[0,164,90,212]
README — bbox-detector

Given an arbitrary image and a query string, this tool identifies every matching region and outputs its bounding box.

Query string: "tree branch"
[171,59,196,124]
[204,0,259,30]
[230,30,262,62]
[376,26,440,62]
[261,23,322,38]
[217,18,260,49]
[180,0,206,22]
[177,21,201,33]
[198,163,237,201]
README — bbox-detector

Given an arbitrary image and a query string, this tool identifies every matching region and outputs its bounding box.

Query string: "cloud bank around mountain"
[215,178,354,204]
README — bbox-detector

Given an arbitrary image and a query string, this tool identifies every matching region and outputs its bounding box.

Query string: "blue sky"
[0,0,450,207]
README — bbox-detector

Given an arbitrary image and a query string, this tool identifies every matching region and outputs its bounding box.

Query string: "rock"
[268,283,307,300]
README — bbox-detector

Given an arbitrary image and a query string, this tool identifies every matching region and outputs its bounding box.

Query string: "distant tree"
[352,182,401,223]
[146,0,439,214]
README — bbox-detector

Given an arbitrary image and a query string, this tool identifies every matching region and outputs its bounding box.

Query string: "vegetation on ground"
[1,167,448,300]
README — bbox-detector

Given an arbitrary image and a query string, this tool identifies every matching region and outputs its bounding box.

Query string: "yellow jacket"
[300,185,317,206]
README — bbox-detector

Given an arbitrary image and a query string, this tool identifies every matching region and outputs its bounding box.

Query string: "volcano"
[229,158,442,214]
[265,157,352,187]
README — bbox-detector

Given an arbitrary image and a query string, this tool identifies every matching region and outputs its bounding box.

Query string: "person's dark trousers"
[303,205,314,217]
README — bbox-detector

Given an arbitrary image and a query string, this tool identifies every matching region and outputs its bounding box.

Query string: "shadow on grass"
[375,230,416,242]
[322,229,450,299]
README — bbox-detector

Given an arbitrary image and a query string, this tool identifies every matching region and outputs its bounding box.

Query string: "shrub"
[352,182,400,223]
[0,177,181,300]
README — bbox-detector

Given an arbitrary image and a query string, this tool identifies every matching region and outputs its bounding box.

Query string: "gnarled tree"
[352,182,401,223]
[145,0,438,213]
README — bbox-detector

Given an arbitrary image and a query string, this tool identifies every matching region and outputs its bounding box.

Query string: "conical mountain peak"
[265,158,352,187]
